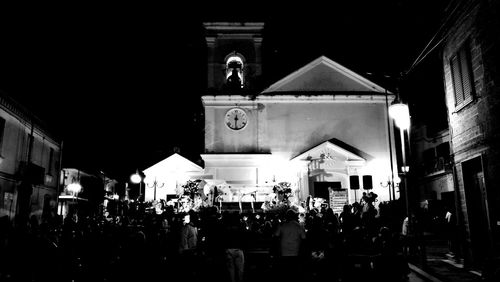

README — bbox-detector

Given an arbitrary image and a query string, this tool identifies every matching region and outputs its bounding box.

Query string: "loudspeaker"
[362,175,373,190]
[349,175,360,190]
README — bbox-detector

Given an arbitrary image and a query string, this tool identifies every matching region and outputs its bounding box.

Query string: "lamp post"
[147,178,165,201]
[390,98,428,266]
[130,170,143,202]
[384,89,397,202]
[380,175,401,201]
[389,101,411,218]
[67,182,82,216]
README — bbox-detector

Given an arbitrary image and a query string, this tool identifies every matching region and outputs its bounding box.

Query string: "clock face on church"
[225,108,248,131]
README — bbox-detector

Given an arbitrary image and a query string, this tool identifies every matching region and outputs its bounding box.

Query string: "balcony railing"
[424,157,451,176]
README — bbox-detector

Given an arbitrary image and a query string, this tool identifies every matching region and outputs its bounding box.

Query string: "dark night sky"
[0,1,449,181]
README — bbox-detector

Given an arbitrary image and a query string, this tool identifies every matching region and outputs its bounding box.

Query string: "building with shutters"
[438,0,500,269]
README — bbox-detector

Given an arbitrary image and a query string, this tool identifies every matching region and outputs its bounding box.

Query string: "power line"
[405,0,462,75]
[405,0,478,75]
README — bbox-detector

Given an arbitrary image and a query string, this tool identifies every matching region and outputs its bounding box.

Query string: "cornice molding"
[0,92,61,146]
[202,94,394,106]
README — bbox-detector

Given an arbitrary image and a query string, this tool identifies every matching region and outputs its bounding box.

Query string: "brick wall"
[442,0,500,259]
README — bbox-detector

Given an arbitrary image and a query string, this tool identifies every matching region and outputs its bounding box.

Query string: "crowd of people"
[0,197,412,282]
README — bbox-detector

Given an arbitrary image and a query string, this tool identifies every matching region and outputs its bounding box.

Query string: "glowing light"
[112,194,119,200]
[394,176,401,184]
[130,173,142,184]
[389,102,410,130]
[67,183,82,194]
[226,56,243,66]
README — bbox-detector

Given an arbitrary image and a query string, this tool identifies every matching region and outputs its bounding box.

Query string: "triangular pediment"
[262,56,388,94]
[143,153,203,176]
[291,139,366,166]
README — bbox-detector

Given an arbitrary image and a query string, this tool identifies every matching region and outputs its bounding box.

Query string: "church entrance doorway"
[313,181,341,199]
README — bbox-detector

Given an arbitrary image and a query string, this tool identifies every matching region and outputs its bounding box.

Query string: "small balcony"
[423,157,452,177]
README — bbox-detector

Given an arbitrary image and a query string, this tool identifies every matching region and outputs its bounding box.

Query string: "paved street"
[409,270,428,282]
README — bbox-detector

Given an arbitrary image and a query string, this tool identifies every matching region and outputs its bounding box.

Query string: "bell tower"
[204,22,264,94]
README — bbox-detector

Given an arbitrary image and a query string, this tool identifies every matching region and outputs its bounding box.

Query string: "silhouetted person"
[227,69,242,91]
[221,212,246,282]
[444,205,457,256]
[273,209,306,282]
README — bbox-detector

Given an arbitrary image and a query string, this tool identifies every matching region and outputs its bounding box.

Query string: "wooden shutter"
[459,48,473,101]
[450,43,474,107]
[451,54,464,105]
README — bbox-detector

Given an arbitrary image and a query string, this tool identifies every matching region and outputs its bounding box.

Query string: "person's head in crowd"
[343,204,351,214]
[183,214,190,225]
[285,209,297,222]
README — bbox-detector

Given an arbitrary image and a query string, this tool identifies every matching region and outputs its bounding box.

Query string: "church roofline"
[261,56,392,94]
[291,137,372,162]
[144,153,204,173]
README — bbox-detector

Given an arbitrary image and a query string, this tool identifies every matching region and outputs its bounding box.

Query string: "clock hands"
[234,114,239,129]
[225,109,247,130]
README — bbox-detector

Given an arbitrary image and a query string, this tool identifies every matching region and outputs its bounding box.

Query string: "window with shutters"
[450,42,474,108]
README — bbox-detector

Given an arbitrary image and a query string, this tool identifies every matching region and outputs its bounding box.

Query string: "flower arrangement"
[179,179,210,212]
[261,200,289,214]
[181,179,201,199]
[178,195,193,213]
[272,181,294,204]
[261,181,298,214]
[273,182,292,194]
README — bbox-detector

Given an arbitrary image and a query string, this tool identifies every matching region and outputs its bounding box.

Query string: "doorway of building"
[462,156,491,267]
[313,182,341,199]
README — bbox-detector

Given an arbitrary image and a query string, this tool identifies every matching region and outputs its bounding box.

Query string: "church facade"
[200,22,399,211]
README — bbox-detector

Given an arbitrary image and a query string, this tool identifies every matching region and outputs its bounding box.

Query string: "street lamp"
[130,170,143,201]
[390,98,428,266]
[389,100,411,218]
[66,182,82,215]
[380,175,401,201]
[67,182,82,195]
[147,178,165,201]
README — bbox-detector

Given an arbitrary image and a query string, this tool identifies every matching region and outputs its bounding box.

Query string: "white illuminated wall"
[143,153,204,202]
[202,56,398,204]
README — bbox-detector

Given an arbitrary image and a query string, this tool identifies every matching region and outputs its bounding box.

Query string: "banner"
[328,188,348,215]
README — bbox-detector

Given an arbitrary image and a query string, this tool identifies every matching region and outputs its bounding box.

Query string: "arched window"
[225,52,245,88]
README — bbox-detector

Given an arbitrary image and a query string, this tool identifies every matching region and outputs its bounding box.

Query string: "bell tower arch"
[204,22,264,93]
